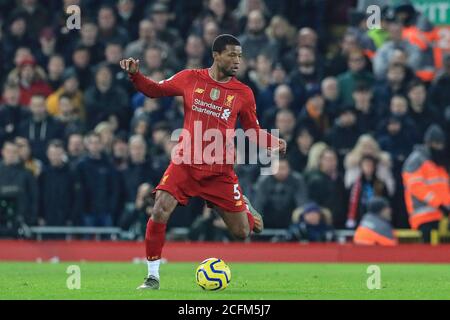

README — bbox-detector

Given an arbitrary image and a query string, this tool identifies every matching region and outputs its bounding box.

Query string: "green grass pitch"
[0,262,449,300]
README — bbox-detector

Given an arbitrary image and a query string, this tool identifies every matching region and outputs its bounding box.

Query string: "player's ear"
[212,51,220,60]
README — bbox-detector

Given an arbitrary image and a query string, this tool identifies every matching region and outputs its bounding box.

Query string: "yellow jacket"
[46,88,85,120]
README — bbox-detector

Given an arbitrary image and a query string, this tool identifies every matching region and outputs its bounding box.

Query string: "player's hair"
[212,34,241,53]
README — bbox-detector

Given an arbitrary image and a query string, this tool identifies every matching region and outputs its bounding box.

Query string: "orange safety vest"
[403,26,437,82]
[402,147,450,229]
[354,214,397,246]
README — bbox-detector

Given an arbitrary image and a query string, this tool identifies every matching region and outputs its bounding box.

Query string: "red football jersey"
[130,68,277,173]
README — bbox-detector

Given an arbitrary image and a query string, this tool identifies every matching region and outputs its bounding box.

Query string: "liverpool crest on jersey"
[210,88,220,101]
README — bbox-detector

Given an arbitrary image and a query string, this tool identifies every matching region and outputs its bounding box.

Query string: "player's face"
[217,45,242,77]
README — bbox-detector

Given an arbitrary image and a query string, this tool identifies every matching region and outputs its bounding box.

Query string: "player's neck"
[208,65,232,83]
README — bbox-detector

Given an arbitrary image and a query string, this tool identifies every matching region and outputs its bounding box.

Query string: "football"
[195,258,231,291]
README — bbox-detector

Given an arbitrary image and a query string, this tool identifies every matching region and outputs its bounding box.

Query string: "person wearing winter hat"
[353,196,398,246]
[402,124,450,242]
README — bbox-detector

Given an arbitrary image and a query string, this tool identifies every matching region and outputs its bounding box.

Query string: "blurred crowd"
[0,0,449,243]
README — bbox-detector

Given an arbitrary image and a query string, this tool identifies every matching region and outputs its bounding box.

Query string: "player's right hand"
[119,57,140,74]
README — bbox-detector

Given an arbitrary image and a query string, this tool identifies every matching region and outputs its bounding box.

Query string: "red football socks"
[145,219,167,261]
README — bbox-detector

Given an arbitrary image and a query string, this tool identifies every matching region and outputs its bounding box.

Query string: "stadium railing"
[30,226,122,241]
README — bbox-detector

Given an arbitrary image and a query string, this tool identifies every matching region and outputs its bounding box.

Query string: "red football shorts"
[153,162,247,213]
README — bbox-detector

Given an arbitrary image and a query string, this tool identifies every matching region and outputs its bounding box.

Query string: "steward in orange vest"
[354,197,397,246]
[402,125,450,242]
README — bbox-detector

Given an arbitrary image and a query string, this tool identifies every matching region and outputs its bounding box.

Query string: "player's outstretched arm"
[120,57,188,98]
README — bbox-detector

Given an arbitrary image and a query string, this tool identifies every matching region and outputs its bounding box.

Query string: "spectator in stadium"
[238,9,277,65]
[94,122,115,156]
[0,84,29,146]
[0,140,38,233]
[10,0,49,39]
[112,134,129,172]
[7,57,52,106]
[131,97,164,131]
[164,96,184,131]
[353,196,397,246]
[253,157,308,229]
[407,80,438,139]
[46,69,84,120]
[84,64,129,131]
[344,134,395,196]
[429,54,450,114]
[38,140,75,227]
[377,114,417,167]
[284,202,334,242]
[67,132,85,166]
[378,95,420,158]
[148,2,184,59]
[148,122,171,157]
[297,93,330,142]
[261,84,294,129]
[56,94,85,138]
[116,0,142,41]
[265,15,297,62]
[183,34,206,69]
[74,20,104,66]
[321,77,342,122]
[352,82,377,134]
[373,19,421,80]
[74,132,119,227]
[1,13,37,66]
[346,155,390,229]
[337,48,374,106]
[204,0,239,36]
[67,45,94,91]
[304,147,347,228]
[35,27,57,68]
[46,54,65,91]
[325,106,361,163]
[287,126,315,174]
[374,64,410,119]
[325,32,358,77]
[255,62,288,115]
[247,53,273,95]
[119,182,154,240]
[402,125,450,242]
[274,109,296,151]
[104,41,133,93]
[282,27,321,72]
[97,5,129,47]
[17,94,64,162]
[288,46,322,107]
[124,19,160,62]
[201,21,220,66]
[15,136,42,178]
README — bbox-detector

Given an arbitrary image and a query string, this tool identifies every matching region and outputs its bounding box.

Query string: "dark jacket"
[0,104,30,145]
[123,160,157,203]
[17,115,64,162]
[38,164,76,225]
[253,172,308,229]
[74,155,119,217]
[304,169,347,228]
[325,123,361,160]
[84,85,130,131]
[0,162,38,225]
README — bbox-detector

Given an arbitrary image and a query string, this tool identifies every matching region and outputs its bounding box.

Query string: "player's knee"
[152,201,171,223]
